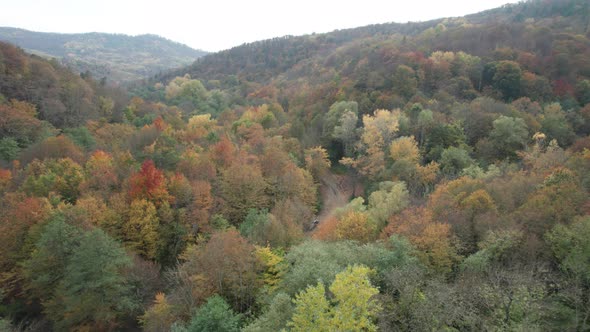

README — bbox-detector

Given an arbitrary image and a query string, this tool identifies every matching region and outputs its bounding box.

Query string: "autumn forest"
[1,0,590,331]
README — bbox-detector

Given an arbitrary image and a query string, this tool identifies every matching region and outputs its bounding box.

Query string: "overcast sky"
[1,0,520,52]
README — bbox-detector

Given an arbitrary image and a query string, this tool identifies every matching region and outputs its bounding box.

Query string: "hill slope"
[0,27,207,83]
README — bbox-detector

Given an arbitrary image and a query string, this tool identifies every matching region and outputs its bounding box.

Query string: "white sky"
[1,0,520,52]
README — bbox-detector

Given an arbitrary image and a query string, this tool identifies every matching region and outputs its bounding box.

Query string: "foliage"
[184,295,241,332]
[2,1,590,330]
[23,217,135,330]
[288,265,381,331]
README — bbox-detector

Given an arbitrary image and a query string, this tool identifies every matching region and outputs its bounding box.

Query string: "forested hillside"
[0,27,207,83]
[1,0,590,330]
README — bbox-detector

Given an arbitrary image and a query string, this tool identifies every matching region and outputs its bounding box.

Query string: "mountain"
[0,41,130,129]
[150,0,589,119]
[2,0,590,331]
[135,0,590,155]
[0,27,207,83]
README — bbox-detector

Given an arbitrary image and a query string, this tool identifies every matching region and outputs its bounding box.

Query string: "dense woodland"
[1,0,590,330]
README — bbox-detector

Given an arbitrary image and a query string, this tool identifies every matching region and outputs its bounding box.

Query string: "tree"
[84,150,118,193]
[0,137,19,162]
[546,217,590,284]
[330,265,381,331]
[382,207,457,273]
[125,199,160,260]
[545,217,590,331]
[492,60,522,100]
[575,79,590,106]
[21,158,84,203]
[19,135,83,164]
[129,160,170,206]
[63,126,96,151]
[393,65,418,99]
[342,109,400,180]
[304,146,331,182]
[24,218,135,331]
[288,265,381,332]
[540,103,575,147]
[51,228,135,331]
[175,229,262,313]
[239,209,271,245]
[439,146,474,177]
[243,292,293,332]
[219,163,268,225]
[184,295,241,332]
[424,123,466,162]
[288,283,331,332]
[333,110,359,157]
[0,99,44,147]
[367,181,410,229]
[488,116,529,160]
[335,211,376,244]
[390,136,420,163]
[22,215,82,302]
[323,101,358,142]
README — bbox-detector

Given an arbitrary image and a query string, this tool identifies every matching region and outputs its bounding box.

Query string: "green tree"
[489,116,529,160]
[333,110,359,157]
[546,217,590,284]
[492,60,522,101]
[24,217,135,331]
[439,146,474,177]
[185,295,241,332]
[575,79,590,106]
[23,215,82,301]
[367,181,410,229]
[22,158,84,203]
[64,126,96,151]
[50,228,135,331]
[0,137,19,162]
[541,103,575,147]
[243,292,293,332]
[393,65,418,99]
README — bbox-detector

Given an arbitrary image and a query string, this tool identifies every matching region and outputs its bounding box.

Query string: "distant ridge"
[0,27,208,83]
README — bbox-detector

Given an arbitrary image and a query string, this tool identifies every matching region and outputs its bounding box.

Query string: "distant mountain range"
[0,27,207,83]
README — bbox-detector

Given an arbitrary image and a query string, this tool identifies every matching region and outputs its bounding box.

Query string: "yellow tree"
[304,146,331,182]
[288,283,331,332]
[390,136,420,163]
[139,292,176,332]
[341,109,400,180]
[125,199,160,260]
[330,265,381,332]
[255,246,286,294]
[288,265,381,332]
[335,211,376,244]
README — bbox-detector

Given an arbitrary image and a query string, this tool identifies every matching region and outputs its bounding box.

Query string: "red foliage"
[211,136,235,167]
[129,160,170,205]
[552,78,574,97]
[312,215,338,241]
[153,116,167,131]
[0,168,11,191]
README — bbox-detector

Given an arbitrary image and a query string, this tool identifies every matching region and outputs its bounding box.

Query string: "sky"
[0,0,521,52]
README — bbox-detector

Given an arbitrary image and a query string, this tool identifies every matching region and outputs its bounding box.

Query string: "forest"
[1,0,590,330]
[0,27,207,83]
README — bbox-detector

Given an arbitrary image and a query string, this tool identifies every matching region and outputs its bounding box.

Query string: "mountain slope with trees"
[0,27,207,83]
[1,0,590,330]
